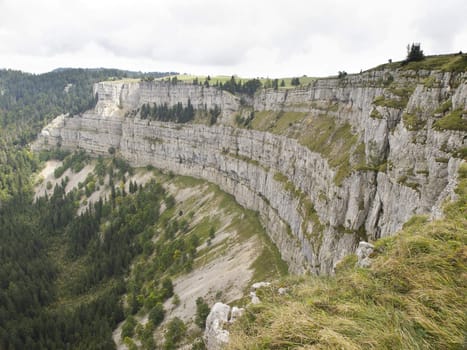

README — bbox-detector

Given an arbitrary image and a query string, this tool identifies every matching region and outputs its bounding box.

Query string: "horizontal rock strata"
[34,71,467,274]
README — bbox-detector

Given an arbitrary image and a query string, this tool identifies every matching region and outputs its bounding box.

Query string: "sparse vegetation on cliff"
[246,111,364,185]
[160,74,316,89]
[375,52,467,73]
[403,112,426,131]
[433,109,467,131]
[140,100,195,123]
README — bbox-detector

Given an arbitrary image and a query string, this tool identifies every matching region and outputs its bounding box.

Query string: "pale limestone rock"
[251,282,271,290]
[230,307,244,322]
[356,241,375,268]
[250,292,260,304]
[33,72,467,275]
[203,303,244,350]
[248,282,272,304]
[204,303,230,350]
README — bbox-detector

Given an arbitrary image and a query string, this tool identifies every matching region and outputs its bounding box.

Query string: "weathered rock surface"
[204,303,231,350]
[34,71,467,274]
[93,80,240,122]
[356,241,375,268]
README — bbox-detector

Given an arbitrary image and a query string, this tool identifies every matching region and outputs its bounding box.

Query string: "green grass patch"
[403,113,426,131]
[250,110,277,130]
[435,99,452,114]
[373,95,409,109]
[189,216,221,244]
[370,108,383,119]
[273,111,308,133]
[226,152,266,170]
[453,147,467,160]
[373,53,467,73]
[433,109,467,131]
[249,110,308,133]
[402,53,467,72]
[273,172,300,198]
[250,233,289,282]
[423,76,439,88]
[435,157,449,163]
[297,116,360,185]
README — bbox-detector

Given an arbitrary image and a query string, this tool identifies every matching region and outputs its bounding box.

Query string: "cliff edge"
[34,61,467,274]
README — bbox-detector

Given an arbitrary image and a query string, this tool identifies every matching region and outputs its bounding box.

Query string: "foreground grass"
[228,163,467,350]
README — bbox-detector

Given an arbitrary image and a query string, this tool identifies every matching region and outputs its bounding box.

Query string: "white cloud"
[0,0,465,77]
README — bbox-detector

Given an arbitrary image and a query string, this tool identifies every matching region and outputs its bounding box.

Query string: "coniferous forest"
[0,68,179,349]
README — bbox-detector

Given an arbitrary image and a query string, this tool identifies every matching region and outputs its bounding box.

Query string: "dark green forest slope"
[0,68,174,200]
[0,69,175,349]
[0,68,285,350]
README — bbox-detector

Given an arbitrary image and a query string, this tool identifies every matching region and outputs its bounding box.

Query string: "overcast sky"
[0,0,466,78]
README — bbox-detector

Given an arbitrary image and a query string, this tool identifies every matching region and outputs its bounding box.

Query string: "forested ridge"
[0,68,174,145]
[0,68,174,199]
[0,68,180,349]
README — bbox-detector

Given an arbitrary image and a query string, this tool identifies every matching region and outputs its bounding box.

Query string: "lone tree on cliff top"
[405,43,425,63]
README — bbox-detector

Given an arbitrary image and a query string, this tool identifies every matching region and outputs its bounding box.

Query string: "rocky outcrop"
[204,283,271,349]
[204,303,231,350]
[33,71,467,275]
[356,241,375,268]
[93,80,240,122]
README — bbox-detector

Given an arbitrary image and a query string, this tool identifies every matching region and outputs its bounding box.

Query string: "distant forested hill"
[0,68,174,350]
[0,68,175,145]
[0,68,174,199]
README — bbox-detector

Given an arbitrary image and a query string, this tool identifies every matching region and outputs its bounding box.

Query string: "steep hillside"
[227,162,467,349]
[34,54,467,275]
[31,153,287,349]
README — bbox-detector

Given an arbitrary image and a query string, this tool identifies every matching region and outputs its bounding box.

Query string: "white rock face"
[251,282,271,290]
[204,303,231,350]
[356,241,375,268]
[204,303,245,350]
[249,292,260,304]
[230,306,244,322]
[33,73,467,275]
[93,80,240,122]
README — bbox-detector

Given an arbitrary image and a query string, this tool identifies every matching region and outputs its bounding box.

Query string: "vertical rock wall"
[34,70,467,274]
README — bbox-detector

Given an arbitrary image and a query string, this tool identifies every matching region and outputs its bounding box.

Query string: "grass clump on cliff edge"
[374,53,467,73]
[228,163,467,350]
[433,109,467,132]
[403,112,426,131]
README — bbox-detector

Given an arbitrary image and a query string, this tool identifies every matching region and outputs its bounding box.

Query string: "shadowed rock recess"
[34,69,467,275]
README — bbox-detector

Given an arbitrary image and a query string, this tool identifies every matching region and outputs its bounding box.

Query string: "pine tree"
[406,43,425,63]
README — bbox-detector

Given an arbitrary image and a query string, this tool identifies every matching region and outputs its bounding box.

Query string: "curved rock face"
[93,80,240,121]
[34,71,467,275]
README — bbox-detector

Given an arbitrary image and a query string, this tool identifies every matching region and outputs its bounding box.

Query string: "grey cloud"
[0,0,466,75]
[414,2,467,51]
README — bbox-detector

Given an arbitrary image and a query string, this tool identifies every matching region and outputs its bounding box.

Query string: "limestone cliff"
[34,69,467,275]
